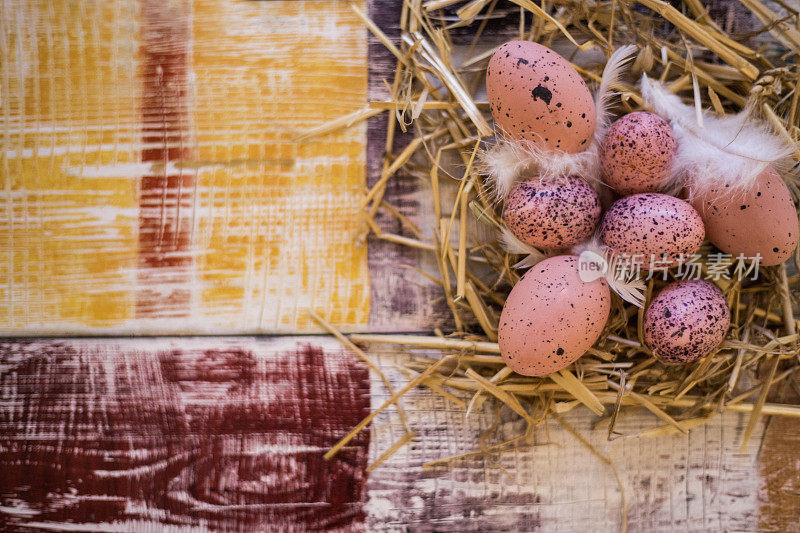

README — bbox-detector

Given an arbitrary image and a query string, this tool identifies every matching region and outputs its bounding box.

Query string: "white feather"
[640,75,795,197]
[499,226,547,269]
[478,139,530,200]
[479,135,601,201]
[571,238,646,307]
[594,44,638,142]
[607,277,646,308]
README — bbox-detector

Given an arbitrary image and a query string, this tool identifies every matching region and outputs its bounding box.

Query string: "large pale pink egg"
[598,193,705,269]
[498,255,611,376]
[644,280,730,364]
[600,112,676,195]
[689,166,799,266]
[486,41,596,153]
[503,176,601,250]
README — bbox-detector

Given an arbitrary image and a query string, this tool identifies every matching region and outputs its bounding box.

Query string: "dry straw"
[302,0,800,515]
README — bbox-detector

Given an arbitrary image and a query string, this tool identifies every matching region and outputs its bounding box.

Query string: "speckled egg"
[498,255,611,376]
[598,193,705,269]
[600,112,677,195]
[689,166,799,266]
[503,176,601,250]
[644,280,730,364]
[486,41,595,153]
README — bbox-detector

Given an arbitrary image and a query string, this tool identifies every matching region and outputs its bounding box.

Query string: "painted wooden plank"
[0,0,141,330]
[0,337,775,530]
[759,382,800,532]
[189,0,370,334]
[0,0,372,335]
[137,0,194,320]
[0,337,370,531]
[364,1,451,333]
[364,341,766,532]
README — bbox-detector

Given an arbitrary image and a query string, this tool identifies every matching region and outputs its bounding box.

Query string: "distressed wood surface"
[0,337,786,531]
[364,1,449,333]
[0,0,373,335]
[1,0,799,530]
[759,376,800,533]
[0,337,371,531]
[366,341,771,532]
[760,417,800,532]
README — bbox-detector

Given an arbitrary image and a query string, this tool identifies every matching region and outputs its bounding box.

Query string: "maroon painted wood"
[137,0,194,319]
[0,339,370,531]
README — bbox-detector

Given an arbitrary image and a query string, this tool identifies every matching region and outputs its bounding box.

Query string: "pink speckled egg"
[498,255,611,376]
[598,193,705,269]
[644,280,730,364]
[689,166,799,266]
[600,112,677,195]
[503,176,601,250]
[487,41,596,153]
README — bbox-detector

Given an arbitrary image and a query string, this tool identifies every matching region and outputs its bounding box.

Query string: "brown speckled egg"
[689,166,799,266]
[598,193,705,269]
[498,255,611,376]
[600,112,677,195]
[644,280,730,364]
[486,41,596,153]
[503,176,601,250]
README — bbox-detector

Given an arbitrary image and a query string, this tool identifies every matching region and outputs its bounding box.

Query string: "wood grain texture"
[365,0,452,333]
[0,337,370,531]
[0,0,141,330]
[0,0,371,335]
[364,341,766,532]
[759,417,800,532]
[0,337,773,531]
[759,368,800,533]
[190,0,370,333]
[137,0,194,320]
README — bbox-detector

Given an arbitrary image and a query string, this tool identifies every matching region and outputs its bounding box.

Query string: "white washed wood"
[363,341,765,532]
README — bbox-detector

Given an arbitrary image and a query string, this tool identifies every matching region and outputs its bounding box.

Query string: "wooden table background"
[0,0,798,531]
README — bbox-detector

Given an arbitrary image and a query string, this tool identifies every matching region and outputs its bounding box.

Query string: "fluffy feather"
[594,44,638,143]
[479,134,601,201]
[499,226,547,269]
[640,75,795,197]
[571,238,646,307]
[478,138,531,200]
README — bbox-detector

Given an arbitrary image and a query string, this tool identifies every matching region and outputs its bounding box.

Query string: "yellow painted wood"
[0,0,369,334]
[191,0,369,332]
[0,0,140,330]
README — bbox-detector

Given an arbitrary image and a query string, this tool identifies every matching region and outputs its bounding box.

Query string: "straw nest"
[305,0,800,503]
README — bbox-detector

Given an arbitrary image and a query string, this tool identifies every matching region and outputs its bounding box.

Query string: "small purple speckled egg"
[503,176,601,250]
[598,193,704,269]
[600,112,677,195]
[498,255,611,376]
[644,280,730,364]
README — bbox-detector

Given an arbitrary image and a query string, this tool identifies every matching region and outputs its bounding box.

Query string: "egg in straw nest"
[302,0,800,523]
